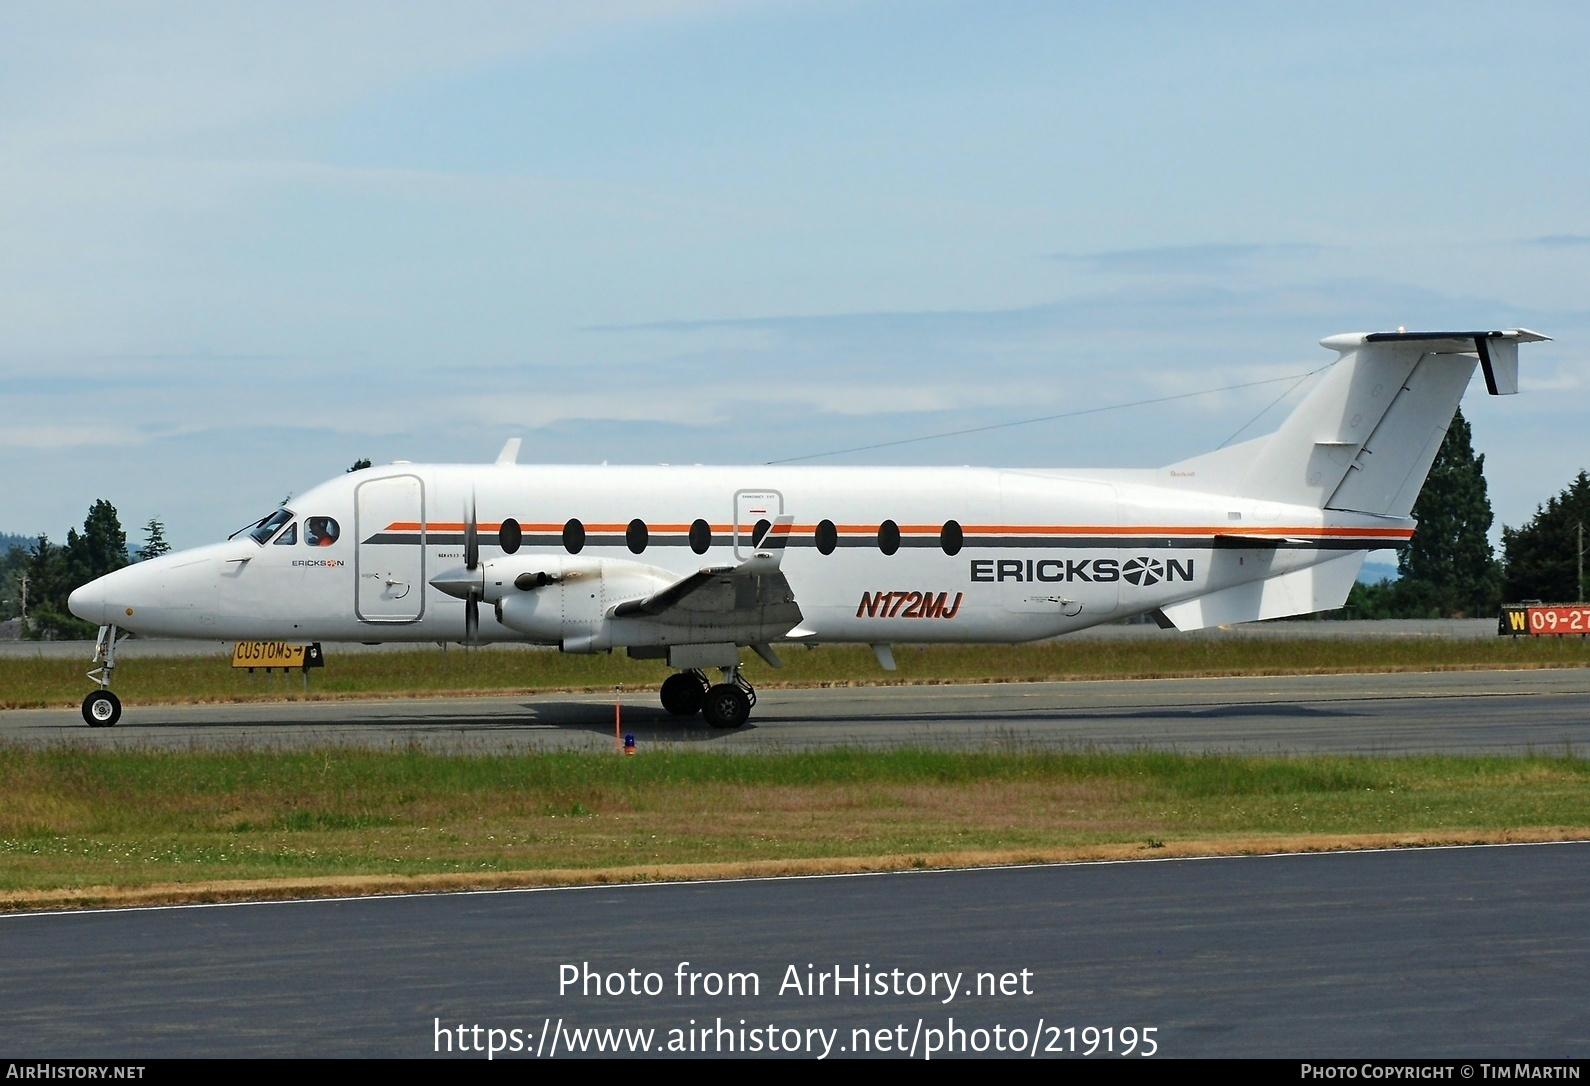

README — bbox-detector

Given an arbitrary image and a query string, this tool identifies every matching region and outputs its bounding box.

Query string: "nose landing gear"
[81,624,126,727]
[83,689,121,727]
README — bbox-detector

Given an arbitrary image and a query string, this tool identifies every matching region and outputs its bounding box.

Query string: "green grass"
[2,636,1586,710]
[1,745,1585,897]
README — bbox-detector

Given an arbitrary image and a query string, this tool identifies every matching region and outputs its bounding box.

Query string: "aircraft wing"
[611,516,801,623]
[614,567,730,617]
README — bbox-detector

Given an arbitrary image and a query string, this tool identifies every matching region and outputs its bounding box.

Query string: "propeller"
[463,492,482,643]
[429,493,563,643]
[464,492,479,572]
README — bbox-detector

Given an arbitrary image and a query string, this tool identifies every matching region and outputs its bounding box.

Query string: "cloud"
[587,282,1263,339]
[1521,234,1590,248]
[1046,242,1323,276]
[582,275,1540,356]
[0,424,142,451]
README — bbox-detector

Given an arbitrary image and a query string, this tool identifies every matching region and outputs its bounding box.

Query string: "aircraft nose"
[68,579,108,626]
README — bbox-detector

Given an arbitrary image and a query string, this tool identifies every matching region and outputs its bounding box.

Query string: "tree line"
[1,509,169,639]
[2,456,373,638]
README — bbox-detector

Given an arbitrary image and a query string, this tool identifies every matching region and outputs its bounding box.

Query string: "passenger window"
[273,522,298,545]
[940,520,963,556]
[563,519,585,554]
[499,518,522,554]
[878,520,900,556]
[689,518,712,555]
[627,519,649,554]
[815,520,837,555]
[304,517,340,547]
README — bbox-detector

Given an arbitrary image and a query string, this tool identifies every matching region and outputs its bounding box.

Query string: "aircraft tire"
[701,684,751,729]
[82,690,121,728]
[660,672,707,716]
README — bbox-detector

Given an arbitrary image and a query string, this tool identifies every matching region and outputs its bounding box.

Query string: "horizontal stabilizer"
[1213,533,1310,548]
[1158,553,1365,631]
[1168,328,1548,516]
[1333,328,1548,397]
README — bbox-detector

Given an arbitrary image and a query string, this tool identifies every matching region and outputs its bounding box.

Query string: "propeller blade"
[464,493,479,571]
[465,594,479,643]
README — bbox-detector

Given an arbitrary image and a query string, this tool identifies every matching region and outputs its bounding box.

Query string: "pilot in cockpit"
[305,517,340,547]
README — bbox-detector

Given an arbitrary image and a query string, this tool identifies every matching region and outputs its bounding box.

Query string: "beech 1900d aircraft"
[67,328,1548,728]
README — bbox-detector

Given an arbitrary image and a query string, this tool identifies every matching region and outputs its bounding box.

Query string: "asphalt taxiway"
[0,842,1584,1058]
[3,668,1587,754]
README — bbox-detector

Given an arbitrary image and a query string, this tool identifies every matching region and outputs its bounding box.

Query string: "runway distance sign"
[1500,604,1590,636]
[230,642,326,669]
[1526,605,1590,635]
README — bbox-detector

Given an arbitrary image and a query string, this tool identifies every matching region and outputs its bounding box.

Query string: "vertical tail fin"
[1168,329,1548,515]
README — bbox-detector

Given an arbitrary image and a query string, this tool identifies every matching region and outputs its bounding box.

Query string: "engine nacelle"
[490,555,674,649]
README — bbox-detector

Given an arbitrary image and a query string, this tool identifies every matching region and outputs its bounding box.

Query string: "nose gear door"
[356,474,426,623]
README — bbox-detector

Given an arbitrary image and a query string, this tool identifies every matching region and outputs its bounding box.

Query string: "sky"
[2,1,1587,551]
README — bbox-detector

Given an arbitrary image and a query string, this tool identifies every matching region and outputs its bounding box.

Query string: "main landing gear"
[658,667,756,729]
[82,624,126,727]
[660,670,709,716]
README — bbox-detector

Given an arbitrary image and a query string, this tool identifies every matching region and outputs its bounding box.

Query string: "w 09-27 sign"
[1499,605,1590,636]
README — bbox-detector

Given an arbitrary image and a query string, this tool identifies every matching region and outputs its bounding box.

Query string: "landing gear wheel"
[82,690,121,728]
[701,683,752,729]
[660,672,708,717]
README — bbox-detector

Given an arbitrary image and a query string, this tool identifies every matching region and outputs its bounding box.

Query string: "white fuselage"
[69,462,1411,651]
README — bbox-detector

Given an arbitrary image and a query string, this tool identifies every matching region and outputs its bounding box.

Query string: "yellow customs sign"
[230,642,324,669]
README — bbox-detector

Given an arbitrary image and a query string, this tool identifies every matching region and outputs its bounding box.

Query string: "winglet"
[737,515,794,576]
[495,438,522,466]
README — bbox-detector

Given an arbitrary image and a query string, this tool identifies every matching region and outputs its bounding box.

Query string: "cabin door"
[355,474,426,623]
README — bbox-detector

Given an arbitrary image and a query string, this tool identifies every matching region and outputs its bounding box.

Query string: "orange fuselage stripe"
[389,521,1411,539]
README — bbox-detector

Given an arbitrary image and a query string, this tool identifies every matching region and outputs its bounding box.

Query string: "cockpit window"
[305,517,340,547]
[273,522,298,545]
[241,509,293,545]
